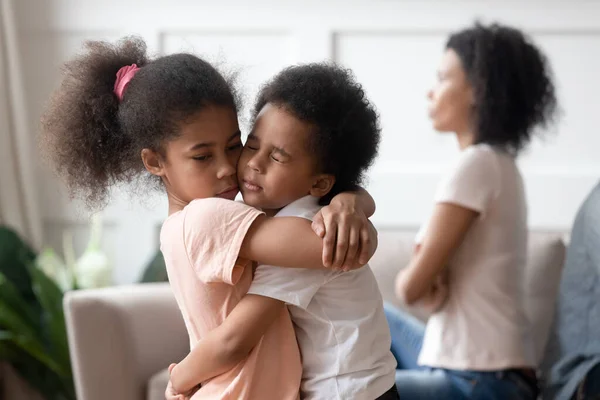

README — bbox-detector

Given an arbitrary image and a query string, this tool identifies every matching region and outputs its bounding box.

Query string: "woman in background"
[385,22,558,400]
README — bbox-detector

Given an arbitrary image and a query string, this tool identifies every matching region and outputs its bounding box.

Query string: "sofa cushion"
[147,368,169,400]
[524,234,566,363]
[368,230,415,307]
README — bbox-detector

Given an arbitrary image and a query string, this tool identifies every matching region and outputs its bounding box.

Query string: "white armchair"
[63,283,188,400]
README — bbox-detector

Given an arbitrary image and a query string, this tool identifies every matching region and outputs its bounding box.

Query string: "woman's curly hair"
[447,22,559,155]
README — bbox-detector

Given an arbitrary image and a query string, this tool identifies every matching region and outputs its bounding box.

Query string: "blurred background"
[2,0,599,286]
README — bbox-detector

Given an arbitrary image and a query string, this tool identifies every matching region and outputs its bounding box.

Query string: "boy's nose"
[247,154,263,173]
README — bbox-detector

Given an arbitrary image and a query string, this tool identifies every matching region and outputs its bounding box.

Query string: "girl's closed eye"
[228,142,243,152]
[193,154,212,161]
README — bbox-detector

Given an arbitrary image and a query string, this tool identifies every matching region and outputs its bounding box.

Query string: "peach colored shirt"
[160,198,301,400]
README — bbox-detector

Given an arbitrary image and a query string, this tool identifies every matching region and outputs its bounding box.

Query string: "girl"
[385,22,558,400]
[40,37,378,400]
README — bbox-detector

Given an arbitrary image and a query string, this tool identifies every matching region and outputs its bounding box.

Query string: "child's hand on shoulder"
[312,192,378,271]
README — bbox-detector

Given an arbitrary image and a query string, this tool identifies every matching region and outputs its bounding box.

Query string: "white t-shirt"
[247,195,396,400]
[417,144,536,370]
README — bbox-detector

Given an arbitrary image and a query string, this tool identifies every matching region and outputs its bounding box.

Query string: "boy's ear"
[141,148,166,177]
[310,174,335,198]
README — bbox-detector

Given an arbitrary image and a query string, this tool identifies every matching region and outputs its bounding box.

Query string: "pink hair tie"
[113,64,140,101]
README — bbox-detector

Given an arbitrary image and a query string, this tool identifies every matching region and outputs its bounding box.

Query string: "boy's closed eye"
[269,153,286,163]
[244,136,290,163]
[270,148,290,163]
[245,134,260,149]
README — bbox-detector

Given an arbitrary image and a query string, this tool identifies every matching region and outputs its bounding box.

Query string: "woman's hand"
[415,273,449,314]
[312,192,378,271]
[165,363,198,400]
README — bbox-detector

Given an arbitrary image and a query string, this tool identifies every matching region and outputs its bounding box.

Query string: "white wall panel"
[13,1,600,283]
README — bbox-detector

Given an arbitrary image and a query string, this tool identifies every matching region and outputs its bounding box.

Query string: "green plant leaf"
[28,265,72,374]
[0,272,69,378]
[0,272,41,331]
[0,227,37,302]
[0,227,76,399]
[0,274,42,341]
[0,313,67,378]
[139,250,168,283]
[0,336,72,399]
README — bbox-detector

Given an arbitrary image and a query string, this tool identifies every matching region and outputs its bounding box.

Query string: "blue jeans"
[573,362,600,400]
[384,303,538,400]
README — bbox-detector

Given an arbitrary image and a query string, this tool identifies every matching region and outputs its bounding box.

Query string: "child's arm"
[189,190,377,273]
[239,186,378,272]
[239,215,376,272]
[334,187,376,217]
[169,295,285,395]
